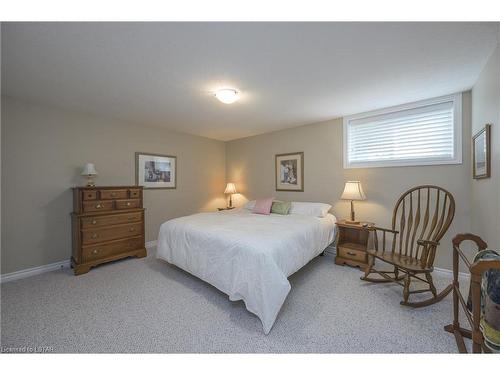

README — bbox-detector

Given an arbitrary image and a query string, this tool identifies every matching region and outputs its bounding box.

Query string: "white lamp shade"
[224,182,237,194]
[81,163,98,176]
[341,181,366,201]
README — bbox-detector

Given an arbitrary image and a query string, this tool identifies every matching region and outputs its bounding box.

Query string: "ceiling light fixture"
[214,88,239,104]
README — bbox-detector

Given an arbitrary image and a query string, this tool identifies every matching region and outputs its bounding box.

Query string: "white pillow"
[289,202,332,217]
[244,200,256,210]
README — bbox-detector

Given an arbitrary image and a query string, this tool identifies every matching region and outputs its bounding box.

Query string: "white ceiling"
[2,22,499,141]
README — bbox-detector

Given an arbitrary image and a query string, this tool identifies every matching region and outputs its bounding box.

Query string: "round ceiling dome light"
[214,88,239,104]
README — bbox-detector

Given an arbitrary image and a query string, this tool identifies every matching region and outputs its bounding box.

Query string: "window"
[343,93,462,168]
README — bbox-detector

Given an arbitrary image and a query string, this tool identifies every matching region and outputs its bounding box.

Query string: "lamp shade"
[81,163,98,176]
[341,181,366,201]
[224,182,237,194]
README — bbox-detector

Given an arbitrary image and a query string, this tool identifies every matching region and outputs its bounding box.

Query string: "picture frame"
[472,124,491,179]
[135,152,177,189]
[275,152,304,191]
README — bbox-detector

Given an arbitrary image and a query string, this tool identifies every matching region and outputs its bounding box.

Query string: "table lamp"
[224,182,237,208]
[341,181,366,224]
[81,163,98,187]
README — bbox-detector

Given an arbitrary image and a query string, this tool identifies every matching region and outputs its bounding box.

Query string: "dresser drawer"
[129,189,142,199]
[338,246,367,262]
[81,212,143,229]
[82,223,143,245]
[82,190,98,200]
[82,236,144,262]
[82,200,113,213]
[115,199,141,210]
[100,189,128,200]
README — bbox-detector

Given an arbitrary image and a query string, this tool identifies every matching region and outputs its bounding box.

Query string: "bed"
[156,204,337,334]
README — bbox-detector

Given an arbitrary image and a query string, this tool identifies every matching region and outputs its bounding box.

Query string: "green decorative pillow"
[271,201,291,215]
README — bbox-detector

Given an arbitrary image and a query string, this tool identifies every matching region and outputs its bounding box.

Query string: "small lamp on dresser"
[81,163,98,187]
[224,182,237,208]
[341,181,366,224]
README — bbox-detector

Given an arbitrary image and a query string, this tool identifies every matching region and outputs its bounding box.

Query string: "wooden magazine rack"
[444,233,500,353]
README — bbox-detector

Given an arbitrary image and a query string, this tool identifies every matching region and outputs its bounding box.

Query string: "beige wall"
[0,90,479,274]
[1,97,226,274]
[471,42,500,249]
[226,93,472,270]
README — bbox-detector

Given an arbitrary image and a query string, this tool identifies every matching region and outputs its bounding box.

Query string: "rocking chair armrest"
[372,226,399,235]
[417,239,440,248]
[369,226,399,253]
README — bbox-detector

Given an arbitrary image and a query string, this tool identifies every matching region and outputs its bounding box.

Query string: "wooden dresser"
[71,186,147,275]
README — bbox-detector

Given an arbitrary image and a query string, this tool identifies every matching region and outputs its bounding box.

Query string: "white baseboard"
[1,241,158,284]
[0,260,71,284]
[434,267,470,280]
[145,240,157,249]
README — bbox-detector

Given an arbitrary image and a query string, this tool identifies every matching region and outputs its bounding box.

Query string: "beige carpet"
[1,252,463,353]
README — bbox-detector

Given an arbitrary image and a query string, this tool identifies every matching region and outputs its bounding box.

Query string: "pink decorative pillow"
[252,197,274,215]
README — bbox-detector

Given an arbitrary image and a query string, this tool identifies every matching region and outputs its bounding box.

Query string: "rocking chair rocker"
[361,185,455,307]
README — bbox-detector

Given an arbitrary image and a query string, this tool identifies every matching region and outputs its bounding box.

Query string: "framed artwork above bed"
[472,124,491,179]
[275,152,304,191]
[135,152,177,189]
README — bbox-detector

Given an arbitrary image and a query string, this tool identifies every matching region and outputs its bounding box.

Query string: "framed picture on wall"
[135,152,177,189]
[472,124,491,179]
[275,152,304,191]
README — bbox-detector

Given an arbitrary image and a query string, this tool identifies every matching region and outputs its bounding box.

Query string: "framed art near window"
[472,124,491,179]
[135,152,177,189]
[275,152,304,191]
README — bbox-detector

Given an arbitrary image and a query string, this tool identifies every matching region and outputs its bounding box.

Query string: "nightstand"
[217,207,235,211]
[335,220,374,271]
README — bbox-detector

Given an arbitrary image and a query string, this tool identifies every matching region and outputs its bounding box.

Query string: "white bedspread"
[156,208,337,333]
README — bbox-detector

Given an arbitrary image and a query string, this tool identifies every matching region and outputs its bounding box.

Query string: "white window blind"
[343,94,462,168]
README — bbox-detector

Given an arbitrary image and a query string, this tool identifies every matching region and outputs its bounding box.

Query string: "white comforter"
[156,208,337,333]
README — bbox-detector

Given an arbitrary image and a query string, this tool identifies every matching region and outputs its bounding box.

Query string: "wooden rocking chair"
[361,185,455,307]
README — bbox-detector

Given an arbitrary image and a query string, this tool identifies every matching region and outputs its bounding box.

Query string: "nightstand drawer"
[338,246,367,262]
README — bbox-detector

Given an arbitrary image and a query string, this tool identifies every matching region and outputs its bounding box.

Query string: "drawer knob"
[347,251,356,256]
[91,233,99,239]
[95,204,102,209]
[129,227,135,232]
[126,202,131,206]
[92,249,100,255]
[91,220,97,225]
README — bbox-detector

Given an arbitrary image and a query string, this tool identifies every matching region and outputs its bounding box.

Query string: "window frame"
[343,93,463,169]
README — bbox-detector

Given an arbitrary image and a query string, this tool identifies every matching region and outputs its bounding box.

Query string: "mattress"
[156,208,337,333]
